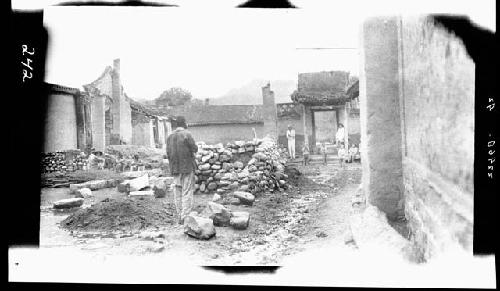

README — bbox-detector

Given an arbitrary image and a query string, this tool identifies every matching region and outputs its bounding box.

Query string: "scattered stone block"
[207,202,233,226]
[53,198,84,209]
[184,215,216,240]
[233,191,255,206]
[207,182,217,191]
[128,175,149,192]
[117,180,131,193]
[229,197,241,205]
[230,211,250,230]
[129,190,155,197]
[74,188,93,198]
[212,194,222,202]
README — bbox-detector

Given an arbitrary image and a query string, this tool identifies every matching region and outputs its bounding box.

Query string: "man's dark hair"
[175,116,187,129]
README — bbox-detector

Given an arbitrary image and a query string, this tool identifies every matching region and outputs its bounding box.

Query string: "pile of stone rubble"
[41,150,89,173]
[194,137,289,196]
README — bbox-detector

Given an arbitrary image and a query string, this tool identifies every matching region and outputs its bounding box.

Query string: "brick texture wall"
[187,123,264,145]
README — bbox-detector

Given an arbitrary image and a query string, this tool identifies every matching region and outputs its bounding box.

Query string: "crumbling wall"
[132,112,154,148]
[44,92,78,152]
[262,83,278,139]
[399,16,474,261]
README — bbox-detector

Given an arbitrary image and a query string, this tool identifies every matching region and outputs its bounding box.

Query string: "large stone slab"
[184,215,216,240]
[53,198,84,209]
[206,202,232,227]
[233,191,255,206]
[128,175,149,192]
[129,190,155,199]
[74,188,93,198]
[230,211,250,230]
[70,180,108,194]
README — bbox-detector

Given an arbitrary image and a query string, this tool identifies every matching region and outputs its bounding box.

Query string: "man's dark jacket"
[166,128,198,175]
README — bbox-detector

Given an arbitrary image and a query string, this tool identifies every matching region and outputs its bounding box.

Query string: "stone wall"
[399,16,474,261]
[44,92,78,152]
[187,123,264,145]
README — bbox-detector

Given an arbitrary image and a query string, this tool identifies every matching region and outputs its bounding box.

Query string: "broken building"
[43,59,172,153]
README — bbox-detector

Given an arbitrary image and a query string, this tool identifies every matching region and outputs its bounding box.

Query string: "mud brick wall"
[188,124,264,145]
[399,16,474,261]
[360,16,405,220]
[44,92,78,152]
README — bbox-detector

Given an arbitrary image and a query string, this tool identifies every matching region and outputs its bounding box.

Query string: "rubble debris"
[61,197,175,232]
[194,137,288,196]
[233,191,255,206]
[206,202,232,227]
[212,194,222,202]
[53,198,84,209]
[74,188,93,198]
[117,180,131,193]
[41,150,89,173]
[230,211,250,230]
[150,176,173,198]
[184,214,216,240]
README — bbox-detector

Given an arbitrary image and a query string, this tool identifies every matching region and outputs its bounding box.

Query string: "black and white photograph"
[8,0,497,287]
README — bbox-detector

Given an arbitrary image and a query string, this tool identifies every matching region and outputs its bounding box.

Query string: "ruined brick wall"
[262,84,278,139]
[399,16,474,260]
[44,92,78,152]
[187,124,264,145]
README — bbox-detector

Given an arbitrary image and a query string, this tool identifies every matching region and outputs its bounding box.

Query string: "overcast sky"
[43,7,361,100]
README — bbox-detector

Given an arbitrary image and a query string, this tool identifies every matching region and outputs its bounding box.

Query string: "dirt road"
[40,162,362,265]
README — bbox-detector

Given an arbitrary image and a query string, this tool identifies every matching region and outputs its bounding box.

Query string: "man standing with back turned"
[166,116,198,225]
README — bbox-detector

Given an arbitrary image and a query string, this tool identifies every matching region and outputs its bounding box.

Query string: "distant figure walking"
[336,123,345,148]
[166,116,198,225]
[286,125,296,159]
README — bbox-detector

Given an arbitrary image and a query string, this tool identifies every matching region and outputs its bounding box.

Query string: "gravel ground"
[39,162,362,265]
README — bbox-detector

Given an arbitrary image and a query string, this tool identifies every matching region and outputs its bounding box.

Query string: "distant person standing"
[335,123,345,148]
[166,116,198,225]
[302,143,310,166]
[286,125,296,159]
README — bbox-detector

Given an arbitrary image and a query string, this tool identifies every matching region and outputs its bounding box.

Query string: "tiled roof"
[45,83,80,95]
[154,104,263,126]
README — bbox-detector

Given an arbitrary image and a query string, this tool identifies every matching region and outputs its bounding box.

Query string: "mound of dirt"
[61,197,175,232]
